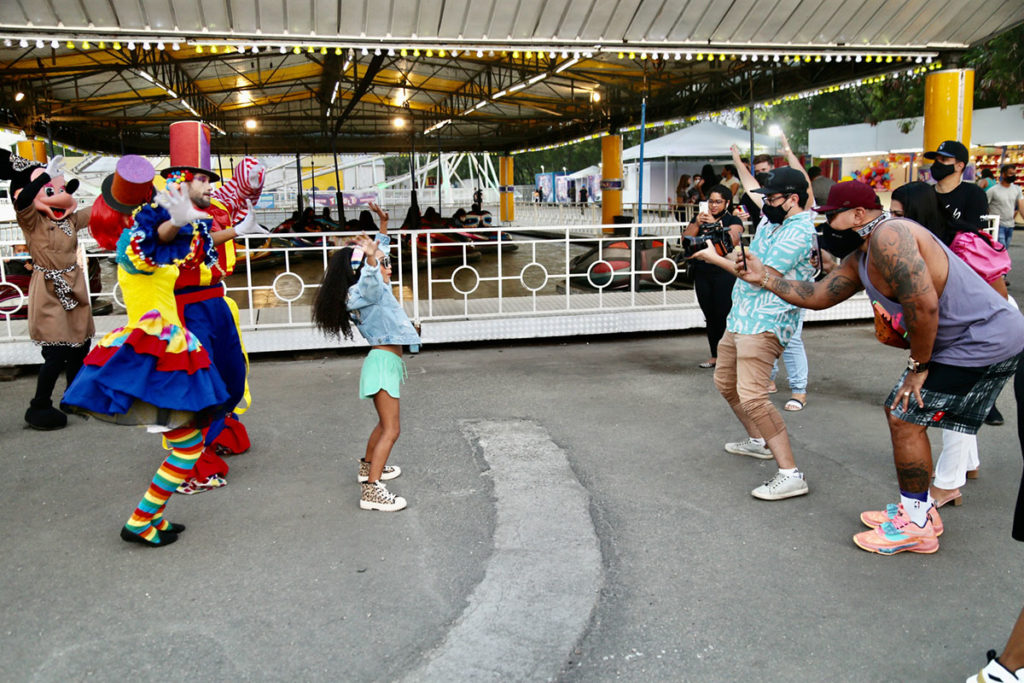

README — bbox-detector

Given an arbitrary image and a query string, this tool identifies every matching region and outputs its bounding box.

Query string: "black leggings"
[693,266,735,358]
[34,343,90,402]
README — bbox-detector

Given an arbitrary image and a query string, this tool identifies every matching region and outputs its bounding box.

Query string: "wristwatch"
[907,357,930,373]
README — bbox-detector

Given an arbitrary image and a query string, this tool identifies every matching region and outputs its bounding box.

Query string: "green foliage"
[964,24,1024,108]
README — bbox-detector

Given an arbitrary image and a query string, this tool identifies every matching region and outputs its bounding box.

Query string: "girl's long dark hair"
[311,247,358,340]
[891,181,976,246]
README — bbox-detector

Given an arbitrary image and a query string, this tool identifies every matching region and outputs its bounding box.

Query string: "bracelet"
[760,272,771,290]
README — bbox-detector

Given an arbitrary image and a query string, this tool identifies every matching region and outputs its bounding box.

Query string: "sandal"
[767,382,778,394]
[784,398,805,411]
[699,360,716,369]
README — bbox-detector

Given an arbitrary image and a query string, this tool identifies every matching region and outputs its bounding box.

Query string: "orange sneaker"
[853,513,939,555]
[860,503,943,536]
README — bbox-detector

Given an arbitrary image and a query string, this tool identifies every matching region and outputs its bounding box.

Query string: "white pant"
[932,430,980,489]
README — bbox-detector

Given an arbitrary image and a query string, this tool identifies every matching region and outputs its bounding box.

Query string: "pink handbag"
[950,231,1011,282]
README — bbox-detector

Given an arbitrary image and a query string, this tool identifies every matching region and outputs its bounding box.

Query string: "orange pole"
[16,139,48,163]
[923,69,974,158]
[601,135,623,232]
[499,156,515,223]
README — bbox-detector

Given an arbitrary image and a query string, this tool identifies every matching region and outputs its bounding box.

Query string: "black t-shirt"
[936,181,989,229]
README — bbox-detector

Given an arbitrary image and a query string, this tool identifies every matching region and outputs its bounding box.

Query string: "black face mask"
[820,224,864,259]
[761,203,788,225]
[820,211,891,259]
[1003,175,1017,184]
[930,161,956,181]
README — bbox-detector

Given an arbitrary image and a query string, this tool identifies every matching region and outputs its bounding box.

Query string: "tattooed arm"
[737,250,863,309]
[868,222,938,364]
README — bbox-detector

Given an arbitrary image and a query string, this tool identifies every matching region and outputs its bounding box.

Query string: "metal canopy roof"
[1,0,1022,156]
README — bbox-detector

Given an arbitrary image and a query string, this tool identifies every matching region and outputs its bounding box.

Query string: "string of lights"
[510,62,946,155]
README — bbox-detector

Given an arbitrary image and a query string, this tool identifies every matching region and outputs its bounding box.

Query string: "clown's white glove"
[44,155,65,179]
[155,184,207,228]
[233,200,268,236]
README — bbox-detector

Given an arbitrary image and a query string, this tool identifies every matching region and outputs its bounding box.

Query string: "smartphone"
[699,201,709,215]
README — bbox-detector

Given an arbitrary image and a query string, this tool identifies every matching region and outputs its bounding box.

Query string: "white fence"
[0,224,871,365]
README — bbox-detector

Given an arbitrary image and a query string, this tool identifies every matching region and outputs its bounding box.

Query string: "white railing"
[0,223,872,364]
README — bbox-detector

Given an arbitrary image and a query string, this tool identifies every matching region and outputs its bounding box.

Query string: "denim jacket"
[347,233,422,350]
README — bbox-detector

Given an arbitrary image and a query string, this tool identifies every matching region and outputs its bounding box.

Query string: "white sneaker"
[357,459,401,483]
[751,471,809,501]
[968,654,1023,683]
[724,438,773,460]
[360,480,408,512]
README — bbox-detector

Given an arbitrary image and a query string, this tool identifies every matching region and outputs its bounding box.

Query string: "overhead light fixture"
[528,73,546,84]
[172,42,180,50]
[19,39,28,48]
[51,39,59,48]
[279,45,286,54]
[245,119,257,130]
[392,116,407,129]
[509,82,527,93]
[127,41,135,50]
[361,47,368,55]
[493,89,507,99]
[15,91,25,102]
[35,39,43,48]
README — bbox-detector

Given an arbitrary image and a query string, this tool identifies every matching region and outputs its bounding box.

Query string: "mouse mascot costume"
[4,149,94,430]
[163,121,268,494]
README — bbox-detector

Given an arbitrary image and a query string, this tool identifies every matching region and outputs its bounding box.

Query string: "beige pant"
[714,331,787,441]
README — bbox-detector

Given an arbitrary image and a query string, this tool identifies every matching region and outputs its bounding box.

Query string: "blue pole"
[637,97,647,234]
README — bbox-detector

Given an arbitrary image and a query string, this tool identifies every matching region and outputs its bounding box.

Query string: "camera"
[681,222,734,258]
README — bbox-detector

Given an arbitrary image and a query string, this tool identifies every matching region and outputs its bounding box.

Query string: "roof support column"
[600,134,624,230]
[499,156,515,223]
[923,68,974,179]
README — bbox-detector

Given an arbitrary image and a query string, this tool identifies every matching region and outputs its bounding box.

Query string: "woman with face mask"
[683,185,743,368]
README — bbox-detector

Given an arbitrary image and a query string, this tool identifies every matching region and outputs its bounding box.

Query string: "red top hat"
[101,155,156,213]
[160,120,220,182]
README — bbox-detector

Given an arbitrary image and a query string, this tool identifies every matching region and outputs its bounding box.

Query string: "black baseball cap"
[751,167,808,196]
[923,140,969,164]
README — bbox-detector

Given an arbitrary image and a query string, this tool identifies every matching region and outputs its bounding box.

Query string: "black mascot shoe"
[25,398,68,430]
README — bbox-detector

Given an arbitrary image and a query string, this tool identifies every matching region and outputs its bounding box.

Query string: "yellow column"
[499,156,515,223]
[16,139,48,163]
[923,68,974,155]
[601,135,623,231]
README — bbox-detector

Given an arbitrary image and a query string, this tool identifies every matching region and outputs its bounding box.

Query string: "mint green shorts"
[360,348,407,399]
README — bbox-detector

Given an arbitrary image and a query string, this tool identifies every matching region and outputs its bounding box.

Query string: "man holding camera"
[692,167,817,500]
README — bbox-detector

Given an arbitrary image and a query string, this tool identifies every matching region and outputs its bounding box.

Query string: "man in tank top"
[732,180,1024,556]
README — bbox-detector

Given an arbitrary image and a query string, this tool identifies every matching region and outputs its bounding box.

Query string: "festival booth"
[621,121,774,204]
[808,104,1024,198]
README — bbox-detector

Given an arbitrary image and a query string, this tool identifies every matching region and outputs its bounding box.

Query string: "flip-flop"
[699,361,716,368]
[784,398,805,411]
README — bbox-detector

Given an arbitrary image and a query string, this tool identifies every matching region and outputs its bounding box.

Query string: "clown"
[4,149,94,430]
[162,121,269,494]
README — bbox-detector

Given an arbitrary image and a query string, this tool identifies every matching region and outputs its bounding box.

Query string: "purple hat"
[101,155,157,213]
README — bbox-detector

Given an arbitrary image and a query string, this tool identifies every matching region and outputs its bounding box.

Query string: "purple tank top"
[858,229,1024,366]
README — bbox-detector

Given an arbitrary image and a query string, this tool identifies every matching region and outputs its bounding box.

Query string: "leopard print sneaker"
[358,459,401,483]
[360,480,407,512]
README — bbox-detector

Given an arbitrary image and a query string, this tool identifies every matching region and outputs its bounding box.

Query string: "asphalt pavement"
[1,321,1022,682]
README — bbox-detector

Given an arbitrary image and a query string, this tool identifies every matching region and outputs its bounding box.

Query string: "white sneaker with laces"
[358,459,401,483]
[751,471,809,501]
[724,438,773,460]
[360,480,408,512]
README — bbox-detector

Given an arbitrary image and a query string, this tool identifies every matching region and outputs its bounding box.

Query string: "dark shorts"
[887,352,1021,434]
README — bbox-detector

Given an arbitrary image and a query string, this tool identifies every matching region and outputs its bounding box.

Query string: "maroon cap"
[813,180,883,213]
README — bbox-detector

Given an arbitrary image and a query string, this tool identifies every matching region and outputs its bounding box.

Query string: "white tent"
[623,121,775,160]
[808,104,1024,157]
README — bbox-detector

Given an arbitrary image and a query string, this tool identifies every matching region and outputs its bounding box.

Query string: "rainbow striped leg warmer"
[125,427,203,542]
